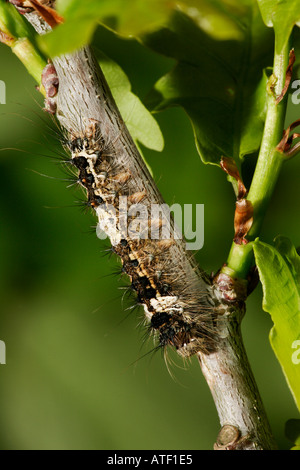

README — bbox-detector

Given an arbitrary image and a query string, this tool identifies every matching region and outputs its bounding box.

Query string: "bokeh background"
[0,23,299,450]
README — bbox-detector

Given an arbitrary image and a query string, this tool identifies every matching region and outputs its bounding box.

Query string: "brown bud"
[277,118,300,156]
[0,31,15,47]
[26,0,64,28]
[233,199,253,245]
[220,156,247,200]
[275,48,295,105]
[41,62,59,115]
[8,0,33,14]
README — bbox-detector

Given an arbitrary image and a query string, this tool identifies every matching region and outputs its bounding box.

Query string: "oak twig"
[11,6,278,450]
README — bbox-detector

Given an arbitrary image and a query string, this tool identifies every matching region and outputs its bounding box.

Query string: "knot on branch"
[213,271,248,305]
[214,425,255,450]
[40,61,59,114]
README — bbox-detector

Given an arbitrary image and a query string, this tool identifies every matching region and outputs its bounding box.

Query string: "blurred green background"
[0,24,299,450]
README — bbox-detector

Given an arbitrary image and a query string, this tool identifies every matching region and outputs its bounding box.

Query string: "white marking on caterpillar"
[143,305,152,322]
[150,296,181,313]
[63,122,217,357]
[95,205,121,246]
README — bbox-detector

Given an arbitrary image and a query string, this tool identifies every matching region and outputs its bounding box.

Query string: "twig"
[15,7,277,450]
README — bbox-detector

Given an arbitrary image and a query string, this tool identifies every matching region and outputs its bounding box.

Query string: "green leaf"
[285,419,300,450]
[97,53,164,152]
[35,0,273,168]
[143,1,273,165]
[274,236,300,289]
[253,238,300,412]
[39,0,173,56]
[257,0,300,53]
[35,1,165,167]
[0,2,46,85]
[175,0,245,41]
[0,1,33,40]
[96,51,163,175]
[38,16,98,57]
[98,51,164,152]
[239,67,271,159]
[57,0,172,36]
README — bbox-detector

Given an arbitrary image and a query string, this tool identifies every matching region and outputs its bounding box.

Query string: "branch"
[9,5,277,450]
[224,37,293,279]
[198,298,276,450]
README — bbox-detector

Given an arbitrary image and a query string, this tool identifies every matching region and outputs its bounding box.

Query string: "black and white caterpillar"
[23,38,222,358]
[62,119,218,357]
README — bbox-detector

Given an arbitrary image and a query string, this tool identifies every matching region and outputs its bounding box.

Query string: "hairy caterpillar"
[14,10,219,357]
[61,119,218,357]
